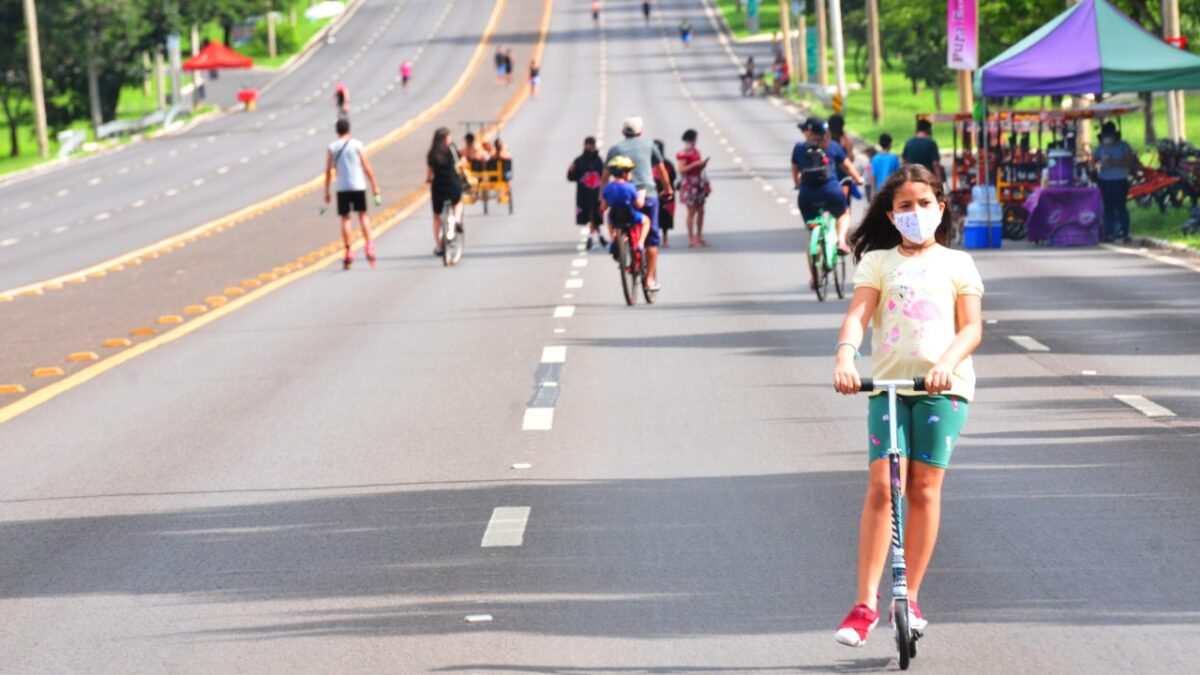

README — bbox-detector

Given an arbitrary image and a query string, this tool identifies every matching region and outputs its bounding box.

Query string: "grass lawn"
[713,0,781,40]
[1130,202,1200,248]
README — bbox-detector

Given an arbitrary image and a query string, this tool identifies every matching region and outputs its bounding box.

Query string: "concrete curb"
[1132,235,1200,256]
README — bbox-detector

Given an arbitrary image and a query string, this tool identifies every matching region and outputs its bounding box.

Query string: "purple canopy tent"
[975,0,1200,97]
[970,0,1200,246]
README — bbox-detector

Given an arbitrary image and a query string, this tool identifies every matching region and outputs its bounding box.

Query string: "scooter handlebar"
[856,377,926,393]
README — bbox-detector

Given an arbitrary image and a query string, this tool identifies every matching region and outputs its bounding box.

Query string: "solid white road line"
[553,305,575,318]
[541,346,566,363]
[481,506,532,547]
[1113,395,1176,418]
[522,407,554,431]
[1008,335,1050,352]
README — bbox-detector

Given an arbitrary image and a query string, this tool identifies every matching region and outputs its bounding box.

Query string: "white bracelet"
[835,342,860,359]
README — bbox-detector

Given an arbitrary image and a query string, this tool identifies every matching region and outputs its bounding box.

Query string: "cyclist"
[427,127,466,256]
[792,116,863,266]
[604,116,672,292]
[325,118,381,269]
[601,156,649,254]
[679,19,693,47]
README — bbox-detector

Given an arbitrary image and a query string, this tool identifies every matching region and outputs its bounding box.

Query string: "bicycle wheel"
[440,205,453,267]
[894,598,912,670]
[617,235,637,306]
[807,249,825,302]
[507,187,514,214]
[833,253,846,299]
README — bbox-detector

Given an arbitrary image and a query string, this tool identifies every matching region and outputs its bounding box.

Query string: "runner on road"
[325,118,382,269]
[400,60,413,90]
[831,164,984,648]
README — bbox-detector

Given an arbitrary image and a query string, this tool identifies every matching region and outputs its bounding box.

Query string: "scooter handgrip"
[858,378,875,392]
[913,377,927,392]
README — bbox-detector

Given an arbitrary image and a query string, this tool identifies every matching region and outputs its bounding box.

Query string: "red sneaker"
[835,603,879,647]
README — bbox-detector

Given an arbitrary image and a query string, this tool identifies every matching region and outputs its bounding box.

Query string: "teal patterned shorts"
[867,394,968,468]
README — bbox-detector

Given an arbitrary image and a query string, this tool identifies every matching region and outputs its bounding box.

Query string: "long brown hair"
[850,164,952,262]
[427,127,452,166]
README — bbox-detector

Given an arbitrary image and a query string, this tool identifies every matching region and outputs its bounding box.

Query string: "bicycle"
[805,180,853,302]
[857,376,927,671]
[439,199,464,266]
[612,218,657,306]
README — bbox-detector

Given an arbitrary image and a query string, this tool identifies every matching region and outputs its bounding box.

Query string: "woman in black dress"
[653,139,678,247]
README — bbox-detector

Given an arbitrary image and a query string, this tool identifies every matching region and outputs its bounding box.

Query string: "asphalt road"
[0,0,492,290]
[0,0,1198,673]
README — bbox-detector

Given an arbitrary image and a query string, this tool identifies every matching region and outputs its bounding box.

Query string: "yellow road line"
[0,194,428,427]
[0,0,509,303]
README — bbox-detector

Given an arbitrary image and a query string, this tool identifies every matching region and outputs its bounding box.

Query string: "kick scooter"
[859,377,925,670]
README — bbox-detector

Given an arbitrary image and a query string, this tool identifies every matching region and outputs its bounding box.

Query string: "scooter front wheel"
[894,599,912,670]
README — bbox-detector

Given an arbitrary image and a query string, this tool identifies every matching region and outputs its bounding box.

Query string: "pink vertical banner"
[947,0,978,70]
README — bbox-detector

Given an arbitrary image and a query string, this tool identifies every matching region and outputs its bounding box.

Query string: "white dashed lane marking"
[522,407,554,431]
[0,238,19,247]
[1008,335,1050,352]
[565,279,583,289]
[553,306,575,318]
[1113,395,1176,418]
[480,507,532,547]
[541,346,567,364]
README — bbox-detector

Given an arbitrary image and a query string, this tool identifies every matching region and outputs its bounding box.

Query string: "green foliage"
[252,16,299,55]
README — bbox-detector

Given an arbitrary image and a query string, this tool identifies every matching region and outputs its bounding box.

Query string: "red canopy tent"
[182,42,253,71]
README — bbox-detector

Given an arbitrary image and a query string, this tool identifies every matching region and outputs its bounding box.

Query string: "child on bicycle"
[831,164,983,648]
[600,155,649,254]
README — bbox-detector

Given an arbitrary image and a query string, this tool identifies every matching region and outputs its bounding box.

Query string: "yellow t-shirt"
[853,246,984,400]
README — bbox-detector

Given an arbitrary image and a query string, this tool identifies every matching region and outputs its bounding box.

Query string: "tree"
[0,1,31,156]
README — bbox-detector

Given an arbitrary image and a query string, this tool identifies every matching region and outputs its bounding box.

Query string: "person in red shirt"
[676,129,711,247]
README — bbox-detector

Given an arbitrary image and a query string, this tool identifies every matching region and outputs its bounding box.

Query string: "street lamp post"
[21,0,50,158]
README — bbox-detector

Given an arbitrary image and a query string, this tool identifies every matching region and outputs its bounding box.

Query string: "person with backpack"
[791,117,863,277]
[568,136,608,250]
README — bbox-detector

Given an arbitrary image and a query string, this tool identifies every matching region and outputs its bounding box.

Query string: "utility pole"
[1164,0,1186,140]
[797,5,808,85]
[827,0,847,100]
[815,0,828,88]
[267,2,278,59]
[780,1,793,93]
[22,0,49,158]
[866,0,883,122]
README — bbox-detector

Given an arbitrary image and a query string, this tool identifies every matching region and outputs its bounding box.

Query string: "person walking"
[832,164,984,648]
[676,128,710,247]
[504,49,515,86]
[871,133,901,195]
[528,60,541,99]
[591,1,601,25]
[568,137,607,249]
[902,118,943,182]
[654,139,678,247]
[495,46,507,83]
[1093,121,1136,243]
[400,60,413,90]
[324,118,382,270]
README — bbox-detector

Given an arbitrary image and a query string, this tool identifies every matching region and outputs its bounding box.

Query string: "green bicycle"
[806,207,846,302]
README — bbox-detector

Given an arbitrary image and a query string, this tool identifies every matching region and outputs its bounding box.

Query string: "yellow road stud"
[241,279,261,288]
[130,328,155,337]
[88,270,107,278]
[185,305,207,314]
[68,352,99,362]
[258,273,276,281]
[108,264,125,272]
[103,337,133,347]
[131,258,143,265]
[0,384,26,394]
[147,252,160,259]
[0,295,12,303]
[32,367,64,378]
[158,315,183,324]
[66,276,87,284]
[206,295,228,305]
[23,288,43,296]
[186,237,198,243]
[273,267,289,276]
[224,287,246,296]
[45,282,64,290]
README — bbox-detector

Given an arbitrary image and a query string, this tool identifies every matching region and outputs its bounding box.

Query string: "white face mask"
[892,207,942,244]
